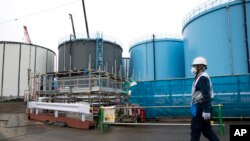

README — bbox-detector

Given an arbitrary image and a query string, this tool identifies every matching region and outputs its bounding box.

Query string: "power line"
[0,0,80,25]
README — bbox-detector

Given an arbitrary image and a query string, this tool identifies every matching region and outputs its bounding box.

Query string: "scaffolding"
[29,69,124,115]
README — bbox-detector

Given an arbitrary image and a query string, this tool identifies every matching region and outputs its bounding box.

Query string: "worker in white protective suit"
[190,57,219,141]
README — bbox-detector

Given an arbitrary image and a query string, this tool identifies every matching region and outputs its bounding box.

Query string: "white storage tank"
[0,41,55,100]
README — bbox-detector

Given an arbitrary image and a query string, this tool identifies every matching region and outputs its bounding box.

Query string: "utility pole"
[82,0,90,38]
[69,13,76,39]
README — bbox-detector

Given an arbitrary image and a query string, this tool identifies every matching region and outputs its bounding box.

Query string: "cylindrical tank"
[129,34,184,81]
[183,0,250,77]
[0,41,55,99]
[58,34,123,76]
[122,57,130,79]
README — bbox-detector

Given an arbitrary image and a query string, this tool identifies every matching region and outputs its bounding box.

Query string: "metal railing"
[182,0,237,27]
[58,32,123,47]
[129,33,183,48]
[57,77,123,91]
[37,76,123,92]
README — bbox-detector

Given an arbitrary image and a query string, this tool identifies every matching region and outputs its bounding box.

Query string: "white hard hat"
[192,56,207,66]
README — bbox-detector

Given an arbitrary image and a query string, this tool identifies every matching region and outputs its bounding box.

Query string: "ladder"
[96,33,103,70]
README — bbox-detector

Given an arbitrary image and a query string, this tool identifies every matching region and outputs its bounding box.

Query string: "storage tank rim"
[58,39,123,51]
[0,41,56,55]
[129,38,183,51]
[182,0,245,32]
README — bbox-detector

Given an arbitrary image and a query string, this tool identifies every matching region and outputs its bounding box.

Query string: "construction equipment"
[23,25,32,44]
[116,104,146,123]
[81,0,89,38]
[116,79,146,123]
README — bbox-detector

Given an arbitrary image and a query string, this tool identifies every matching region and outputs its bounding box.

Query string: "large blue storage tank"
[183,0,250,77]
[129,34,184,81]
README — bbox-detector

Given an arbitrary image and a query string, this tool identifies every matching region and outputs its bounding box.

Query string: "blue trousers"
[190,104,219,141]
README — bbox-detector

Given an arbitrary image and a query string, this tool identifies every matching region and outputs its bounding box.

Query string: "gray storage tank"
[58,33,123,75]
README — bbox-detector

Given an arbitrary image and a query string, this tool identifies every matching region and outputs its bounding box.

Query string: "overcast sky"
[0,0,208,57]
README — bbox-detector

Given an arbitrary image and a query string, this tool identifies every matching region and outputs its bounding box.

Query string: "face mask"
[191,67,197,74]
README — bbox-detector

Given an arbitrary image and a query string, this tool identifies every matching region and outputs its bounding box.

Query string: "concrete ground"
[0,102,242,141]
[1,113,232,141]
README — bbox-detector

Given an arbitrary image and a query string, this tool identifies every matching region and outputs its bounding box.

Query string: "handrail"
[58,32,123,47]
[129,33,182,49]
[38,76,123,91]
[182,0,236,27]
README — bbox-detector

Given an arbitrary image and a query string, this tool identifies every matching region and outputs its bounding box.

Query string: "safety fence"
[98,105,224,135]
[129,74,250,118]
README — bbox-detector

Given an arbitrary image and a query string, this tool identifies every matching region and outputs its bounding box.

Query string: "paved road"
[0,113,233,141]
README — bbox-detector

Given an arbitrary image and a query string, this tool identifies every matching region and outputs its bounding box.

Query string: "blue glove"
[202,112,211,120]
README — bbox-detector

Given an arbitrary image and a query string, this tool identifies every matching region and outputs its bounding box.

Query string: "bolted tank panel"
[129,42,153,81]
[71,40,96,70]
[58,38,122,75]
[103,41,123,75]
[129,35,184,81]
[183,0,250,77]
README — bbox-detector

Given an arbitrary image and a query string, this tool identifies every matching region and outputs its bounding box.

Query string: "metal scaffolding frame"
[28,69,124,115]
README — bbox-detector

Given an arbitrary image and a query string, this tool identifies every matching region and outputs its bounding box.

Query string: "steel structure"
[30,69,124,115]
